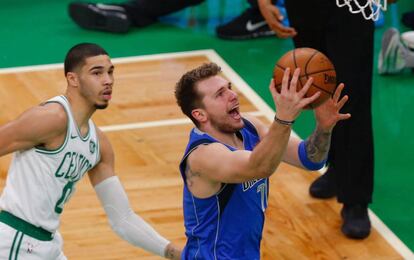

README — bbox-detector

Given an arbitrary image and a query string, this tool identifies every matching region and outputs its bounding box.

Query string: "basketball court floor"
[1,0,414,259]
[0,50,412,259]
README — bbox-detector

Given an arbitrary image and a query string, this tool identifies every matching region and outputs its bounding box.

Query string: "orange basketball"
[273,48,337,109]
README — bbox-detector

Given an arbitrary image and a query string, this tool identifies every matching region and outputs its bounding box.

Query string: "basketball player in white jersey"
[0,43,181,259]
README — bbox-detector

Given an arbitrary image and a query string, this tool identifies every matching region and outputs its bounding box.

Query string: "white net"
[336,0,387,21]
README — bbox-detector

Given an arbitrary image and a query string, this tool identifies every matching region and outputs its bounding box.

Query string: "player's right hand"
[270,68,320,122]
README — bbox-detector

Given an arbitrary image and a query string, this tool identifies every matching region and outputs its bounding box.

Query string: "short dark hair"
[175,63,222,126]
[64,43,108,75]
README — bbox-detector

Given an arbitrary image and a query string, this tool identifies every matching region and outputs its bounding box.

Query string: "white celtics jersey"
[0,95,100,232]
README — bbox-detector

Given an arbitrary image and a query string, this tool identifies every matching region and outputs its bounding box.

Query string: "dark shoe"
[402,11,414,30]
[309,168,336,199]
[69,2,131,33]
[216,9,275,40]
[341,204,371,239]
[378,28,407,75]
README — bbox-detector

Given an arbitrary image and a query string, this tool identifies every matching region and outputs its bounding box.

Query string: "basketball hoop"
[336,0,387,21]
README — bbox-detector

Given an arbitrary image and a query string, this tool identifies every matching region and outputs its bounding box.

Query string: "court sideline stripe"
[100,111,265,132]
[0,50,224,74]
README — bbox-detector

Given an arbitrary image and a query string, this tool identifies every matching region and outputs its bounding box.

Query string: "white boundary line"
[0,62,63,74]
[100,111,265,132]
[1,49,412,259]
[0,50,221,74]
[370,212,414,259]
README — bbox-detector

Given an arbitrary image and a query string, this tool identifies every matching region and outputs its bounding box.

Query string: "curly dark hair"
[175,63,222,126]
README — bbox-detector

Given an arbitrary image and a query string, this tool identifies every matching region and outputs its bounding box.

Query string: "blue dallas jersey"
[179,118,269,260]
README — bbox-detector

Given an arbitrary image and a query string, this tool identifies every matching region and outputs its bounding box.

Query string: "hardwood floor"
[0,52,403,259]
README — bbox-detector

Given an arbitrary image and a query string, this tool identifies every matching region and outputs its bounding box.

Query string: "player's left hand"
[164,242,182,260]
[314,83,351,133]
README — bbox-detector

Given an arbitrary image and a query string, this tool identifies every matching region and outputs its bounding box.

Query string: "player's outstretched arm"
[282,83,351,170]
[88,129,182,260]
[0,103,67,157]
[188,68,320,184]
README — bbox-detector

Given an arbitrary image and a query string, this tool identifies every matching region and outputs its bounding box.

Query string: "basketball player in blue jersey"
[174,63,351,259]
[0,43,181,259]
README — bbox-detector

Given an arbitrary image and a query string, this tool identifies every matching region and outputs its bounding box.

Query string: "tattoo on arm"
[185,165,200,187]
[305,129,332,163]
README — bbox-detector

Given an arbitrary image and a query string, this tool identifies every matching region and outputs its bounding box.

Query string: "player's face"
[197,76,244,133]
[77,55,114,109]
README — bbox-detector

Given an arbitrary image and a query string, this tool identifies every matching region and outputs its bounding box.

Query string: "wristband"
[274,115,295,126]
[298,141,327,170]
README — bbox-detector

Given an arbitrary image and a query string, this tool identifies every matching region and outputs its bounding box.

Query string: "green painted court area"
[1,0,414,253]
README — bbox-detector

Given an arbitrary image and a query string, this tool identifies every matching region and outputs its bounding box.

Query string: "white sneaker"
[378,28,407,74]
[401,31,414,50]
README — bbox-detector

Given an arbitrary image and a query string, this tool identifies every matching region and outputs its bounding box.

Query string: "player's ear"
[66,72,79,87]
[192,108,207,124]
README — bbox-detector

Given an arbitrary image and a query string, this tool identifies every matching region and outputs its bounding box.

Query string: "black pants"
[121,0,262,27]
[285,0,374,204]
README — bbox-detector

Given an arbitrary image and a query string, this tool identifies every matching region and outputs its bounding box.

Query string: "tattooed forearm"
[185,165,200,187]
[305,128,332,163]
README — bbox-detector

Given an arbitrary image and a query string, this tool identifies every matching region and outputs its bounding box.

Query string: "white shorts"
[0,222,67,260]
